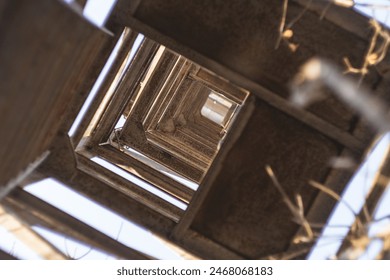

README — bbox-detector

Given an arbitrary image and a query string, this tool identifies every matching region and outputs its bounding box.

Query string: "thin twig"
[116,221,124,241]
[309,180,364,232]
[276,0,289,49]
[308,181,349,211]
[320,1,332,20]
[286,0,312,29]
[73,246,93,260]
[344,20,390,84]
[265,165,314,240]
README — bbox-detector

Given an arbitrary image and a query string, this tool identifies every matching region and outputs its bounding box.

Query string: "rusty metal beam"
[77,154,184,222]
[70,28,137,145]
[4,188,153,260]
[0,0,110,186]
[92,145,195,203]
[0,204,67,260]
[45,167,177,239]
[0,249,17,260]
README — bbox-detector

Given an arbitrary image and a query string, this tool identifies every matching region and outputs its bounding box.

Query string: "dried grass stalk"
[265,165,314,241]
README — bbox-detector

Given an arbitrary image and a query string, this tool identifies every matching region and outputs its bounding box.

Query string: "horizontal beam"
[5,188,153,260]
[93,145,194,203]
[50,167,177,239]
[77,153,184,222]
[0,204,67,260]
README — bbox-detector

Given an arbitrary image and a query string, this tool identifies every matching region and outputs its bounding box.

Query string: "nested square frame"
[77,36,249,220]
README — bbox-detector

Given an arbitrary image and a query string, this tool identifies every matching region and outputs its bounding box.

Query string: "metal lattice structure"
[1,0,390,259]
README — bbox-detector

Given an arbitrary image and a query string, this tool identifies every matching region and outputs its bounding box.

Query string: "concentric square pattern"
[77,34,249,214]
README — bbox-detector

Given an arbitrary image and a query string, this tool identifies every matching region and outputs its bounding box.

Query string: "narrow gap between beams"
[68,30,144,138]
[91,157,188,210]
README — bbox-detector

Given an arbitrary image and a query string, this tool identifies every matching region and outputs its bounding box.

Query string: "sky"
[1,0,390,260]
[354,0,390,26]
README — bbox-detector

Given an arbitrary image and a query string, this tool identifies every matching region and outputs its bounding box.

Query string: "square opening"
[201,91,235,127]
[74,31,250,216]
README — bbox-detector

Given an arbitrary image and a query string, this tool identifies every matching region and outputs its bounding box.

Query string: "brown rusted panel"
[191,98,342,258]
[0,0,110,185]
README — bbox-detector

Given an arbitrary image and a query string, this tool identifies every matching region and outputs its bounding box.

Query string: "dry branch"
[265,165,314,242]
[344,19,390,83]
[291,58,390,132]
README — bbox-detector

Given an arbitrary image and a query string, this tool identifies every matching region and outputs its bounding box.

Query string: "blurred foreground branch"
[290,58,390,132]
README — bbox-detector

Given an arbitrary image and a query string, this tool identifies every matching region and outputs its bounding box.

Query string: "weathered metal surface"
[0,0,110,186]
